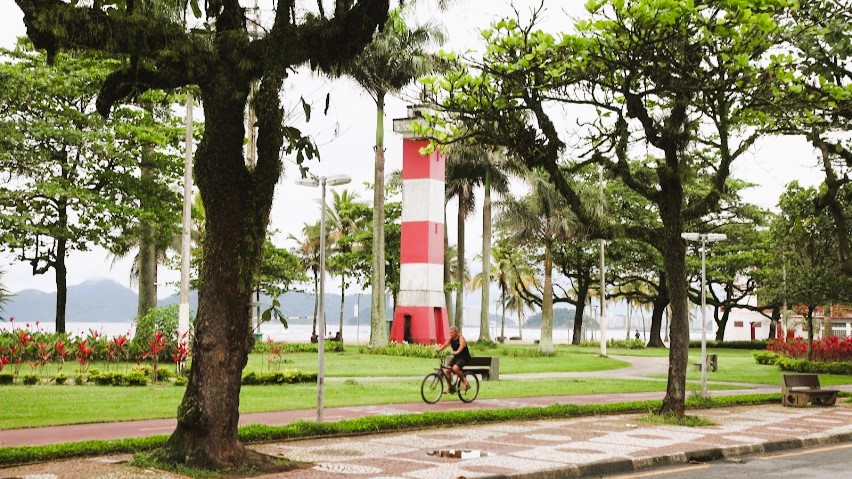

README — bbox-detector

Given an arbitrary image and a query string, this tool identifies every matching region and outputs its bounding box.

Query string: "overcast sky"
[0,0,824,301]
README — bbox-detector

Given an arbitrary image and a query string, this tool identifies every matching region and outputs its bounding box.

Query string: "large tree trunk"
[540,240,554,353]
[479,170,492,342]
[647,271,668,348]
[369,92,388,348]
[571,283,588,345]
[454,202,466,331]
[500,285,506,341]
[714,306,731,342]
[55,238,67,335]
[137,152,158,318]
[54,196,68,334]
[164,86,268,467]
[806,305,816,361]
[768,305,780,340]
[659,185,690,417]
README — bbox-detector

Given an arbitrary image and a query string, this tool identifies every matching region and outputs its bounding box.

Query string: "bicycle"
[420,354,480,404]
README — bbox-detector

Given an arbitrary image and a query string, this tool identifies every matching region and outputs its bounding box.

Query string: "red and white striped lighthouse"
[389,106,450,345]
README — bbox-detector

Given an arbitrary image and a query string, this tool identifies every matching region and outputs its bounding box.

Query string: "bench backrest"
[467,356,494,367]
[783,374,821,389]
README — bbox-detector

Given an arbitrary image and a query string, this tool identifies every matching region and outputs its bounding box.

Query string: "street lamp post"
[297,174,351,423]
[681,232,727,398]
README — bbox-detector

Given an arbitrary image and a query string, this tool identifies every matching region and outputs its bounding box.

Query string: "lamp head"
[326,174,351,186]
[295,177,320,187]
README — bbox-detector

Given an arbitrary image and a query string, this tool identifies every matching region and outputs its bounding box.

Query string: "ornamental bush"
[767,336,852,363]
[752,351,779,365]
[22,374,39,385]
[688,340,768,350]
[0,373,13,385]
[358,343,436,358]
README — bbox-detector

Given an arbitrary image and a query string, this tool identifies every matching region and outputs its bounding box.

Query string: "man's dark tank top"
[450,337,471,359]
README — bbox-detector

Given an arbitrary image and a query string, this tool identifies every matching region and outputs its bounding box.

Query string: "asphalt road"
[605,443,852,479]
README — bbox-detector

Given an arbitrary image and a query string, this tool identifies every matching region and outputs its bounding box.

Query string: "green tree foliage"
[426,0,794,415]
[771,182,852,359]
[0,40,182,333]
[772,0,852,274]
[327,189,370,339]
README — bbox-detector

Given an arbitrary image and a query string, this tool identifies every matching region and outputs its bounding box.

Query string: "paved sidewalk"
[2,403,851,479]
[5,386,852,447]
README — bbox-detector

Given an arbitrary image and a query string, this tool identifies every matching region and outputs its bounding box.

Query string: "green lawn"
[646,349,852,386]
[22,348,630,378]
[0,378,742,430]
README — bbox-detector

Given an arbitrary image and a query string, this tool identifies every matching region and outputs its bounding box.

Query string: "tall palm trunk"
[572,285,588,345]
[517,302,523,340]
[443,209,454,322]
[137,151,158,318]
[540,239,554,353]
[339,274,345,341]
[500,285,506,341]
[455,201,466,331]
[312,269,319,337]
[479,170,492,342]
[369,92,389,347]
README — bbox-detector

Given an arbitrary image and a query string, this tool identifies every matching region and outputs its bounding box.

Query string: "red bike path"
[4,385,832,448]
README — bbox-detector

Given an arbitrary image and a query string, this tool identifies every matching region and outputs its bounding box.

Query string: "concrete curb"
[483,431,852,478]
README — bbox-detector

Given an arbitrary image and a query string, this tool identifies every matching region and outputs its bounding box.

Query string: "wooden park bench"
[445,356,500,381]
[692,354,718,372]
[781,374,838,407]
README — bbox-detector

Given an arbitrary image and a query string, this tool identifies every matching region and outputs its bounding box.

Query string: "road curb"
[483,431,852,478]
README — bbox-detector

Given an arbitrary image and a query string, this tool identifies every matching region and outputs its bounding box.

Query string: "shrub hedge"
[688,340,767,350]
[0,373,13,385]
[89,371,148,387]
[752,351,779,365]
[775,357,852,375]
[252,341,345,354]
[358,343,436,359]
[241,370,317,385]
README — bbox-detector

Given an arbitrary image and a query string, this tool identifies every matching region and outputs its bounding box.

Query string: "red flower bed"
[767,335,852,362]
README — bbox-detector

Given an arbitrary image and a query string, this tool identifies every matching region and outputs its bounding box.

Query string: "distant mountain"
[3,279,379,325]
[5,279,139,324]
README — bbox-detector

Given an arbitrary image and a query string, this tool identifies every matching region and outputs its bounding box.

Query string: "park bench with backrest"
[692,353,718,372]
[781,374,838,407]
[445,356,499,381]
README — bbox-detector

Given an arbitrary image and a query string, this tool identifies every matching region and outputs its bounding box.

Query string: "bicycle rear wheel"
[457,372,479,403]
[421,372,444,404]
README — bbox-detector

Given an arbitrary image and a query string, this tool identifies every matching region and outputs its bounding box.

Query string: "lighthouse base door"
[390,306,450,345]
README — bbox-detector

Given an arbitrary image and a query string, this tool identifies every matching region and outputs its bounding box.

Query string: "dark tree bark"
[54,236,67,334]
[571,285,587,345]
[647,271,668,348]
[137,156,158,318]
[768,305,781,340]
[455,203,466,331]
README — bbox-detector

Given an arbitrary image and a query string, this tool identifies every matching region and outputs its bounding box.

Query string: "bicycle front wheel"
[458,372,479,403]
[421,372,444,404]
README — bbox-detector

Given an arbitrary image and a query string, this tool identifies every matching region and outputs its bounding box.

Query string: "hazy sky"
[0,0,824,302]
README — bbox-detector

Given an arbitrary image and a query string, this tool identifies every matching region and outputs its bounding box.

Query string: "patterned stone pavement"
[6,404,849,479]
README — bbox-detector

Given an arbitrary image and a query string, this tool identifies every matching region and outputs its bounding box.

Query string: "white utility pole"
[599,165,607,357]
[178,91,193,353]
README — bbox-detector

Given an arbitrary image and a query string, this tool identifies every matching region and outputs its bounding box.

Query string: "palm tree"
[471,243,529,342]
[290,223,322,339]
[339,8,445,348]
[444,144,511,340]
[327,189,368,341]
[502,248,538,341]
[445,152,477,332]
[0,270,10,319]
[497,169,577,353]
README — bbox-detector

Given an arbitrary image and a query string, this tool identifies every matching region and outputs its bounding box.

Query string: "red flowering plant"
[0,354,9,372]
[105,335,129,371]
[264,339,284,372]
[170,331,190,365]
[767,335,852,363]
[54,340,71,371]
[33,341,52,375]
[139,331,168,383]
[75,338,95,376]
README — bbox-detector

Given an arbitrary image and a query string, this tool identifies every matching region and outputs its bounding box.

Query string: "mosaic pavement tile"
[524,433,573,442]
[312,463,385,475]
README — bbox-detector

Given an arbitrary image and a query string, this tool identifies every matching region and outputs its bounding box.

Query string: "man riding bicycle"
[435,326,471,392]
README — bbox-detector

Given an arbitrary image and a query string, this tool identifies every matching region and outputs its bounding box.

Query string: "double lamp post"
[681,232,727,398]
[296,174,351,423]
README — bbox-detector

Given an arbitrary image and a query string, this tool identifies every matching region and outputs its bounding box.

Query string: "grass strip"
[0,393,781,467]
[640,413,717,427]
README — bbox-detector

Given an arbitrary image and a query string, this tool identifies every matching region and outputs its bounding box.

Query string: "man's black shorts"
[449,356,469,369]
